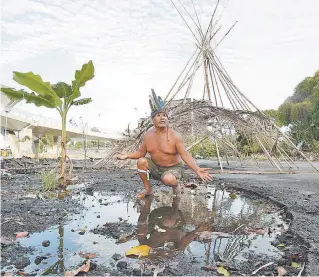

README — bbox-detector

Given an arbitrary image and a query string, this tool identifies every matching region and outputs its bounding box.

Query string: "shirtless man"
[117,111,212,198]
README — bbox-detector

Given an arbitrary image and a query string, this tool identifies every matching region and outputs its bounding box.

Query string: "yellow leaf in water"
[230,193,237,199]
[291,262,301,269]
[217,266,230,276]
[278,243,285,247]
[125,245,151,257]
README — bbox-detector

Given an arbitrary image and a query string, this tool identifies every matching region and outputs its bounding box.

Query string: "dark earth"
[1,158,318,276]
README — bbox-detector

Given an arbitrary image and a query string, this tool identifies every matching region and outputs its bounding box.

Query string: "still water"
[3,184,287,275]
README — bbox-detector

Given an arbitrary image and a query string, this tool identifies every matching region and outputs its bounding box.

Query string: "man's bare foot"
[136,191,153,199]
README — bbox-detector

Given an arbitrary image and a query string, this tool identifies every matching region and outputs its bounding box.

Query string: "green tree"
[276,70,319,150]
[278,101,293,126]
[39,133,55,153]
[263,109,281,126]
[1,61,94,188]
[290,101,312,122]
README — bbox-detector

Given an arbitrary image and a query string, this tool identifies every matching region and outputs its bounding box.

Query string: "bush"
[41,170,57,191]
[189,138,217,158]
[313,140,319,153]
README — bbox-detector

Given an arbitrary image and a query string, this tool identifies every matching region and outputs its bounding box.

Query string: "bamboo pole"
[184,56,200,102]
[211,62,224,107]
[276,144,293,169]
[176,0,204,39]
[260,135,285,169]
[209,55,247,110]
[212,21,238,50]
[202,0,220,45]
[186,136,209,151]
[255,135,282,172]
[164,49,199,102]
[204,59,212,102]
[208,60,219,106]
[210,54,250,110]
[170,0,200,44]
[167,52,202,104]
[277,143,299,169]
[213,137,223,172]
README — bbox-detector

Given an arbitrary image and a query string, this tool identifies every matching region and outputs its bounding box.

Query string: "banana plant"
[1,60,94,188]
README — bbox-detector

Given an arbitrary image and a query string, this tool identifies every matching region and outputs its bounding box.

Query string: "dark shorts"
[145,157,184,181]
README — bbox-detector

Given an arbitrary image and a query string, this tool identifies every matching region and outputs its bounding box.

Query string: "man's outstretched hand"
[116,152,128,160]
[195,168,213,182]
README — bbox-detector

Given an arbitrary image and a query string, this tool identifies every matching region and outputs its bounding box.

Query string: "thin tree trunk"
[60,114,67,188]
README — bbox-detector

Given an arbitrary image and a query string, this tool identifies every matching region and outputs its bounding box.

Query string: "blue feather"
[158,96,165,109]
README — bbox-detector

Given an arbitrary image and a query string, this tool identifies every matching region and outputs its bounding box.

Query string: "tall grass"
[41,170,57,191]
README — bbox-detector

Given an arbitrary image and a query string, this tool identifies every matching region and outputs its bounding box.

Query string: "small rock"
[118,217,123,222]
[78,231,85,235]
[143,269,153,276]
[165,242,175,249]
[98,199,102,203]
[34,256,47,265]
[71,229,75,232]
[97,215,100,218]
[42,240,50,247]
[132,268,142,276]
[0,236,12,246]
[15,257,31,269]
[93,241,98,244]
[116,261,127,269]
[277,258,289,266]
[112,253,122,261]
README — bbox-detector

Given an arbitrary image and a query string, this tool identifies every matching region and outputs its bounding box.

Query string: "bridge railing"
[1,106,123,139]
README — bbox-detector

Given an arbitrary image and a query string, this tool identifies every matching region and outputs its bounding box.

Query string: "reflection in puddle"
[2,185,288,275]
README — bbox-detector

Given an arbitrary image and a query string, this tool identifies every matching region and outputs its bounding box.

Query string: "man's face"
[153,112,168,128]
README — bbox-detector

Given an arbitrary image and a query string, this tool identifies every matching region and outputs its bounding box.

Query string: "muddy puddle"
[2,184,289,276]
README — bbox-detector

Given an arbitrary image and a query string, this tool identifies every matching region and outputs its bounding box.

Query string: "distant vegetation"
[264,70,319,152]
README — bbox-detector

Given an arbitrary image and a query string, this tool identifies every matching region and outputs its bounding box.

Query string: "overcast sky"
[1,0,319,132]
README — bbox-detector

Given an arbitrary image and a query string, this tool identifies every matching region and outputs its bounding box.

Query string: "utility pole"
[80,119,88,171]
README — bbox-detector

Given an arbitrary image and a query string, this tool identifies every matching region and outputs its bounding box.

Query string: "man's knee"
[137,157,148,168]
[162,173,177,185]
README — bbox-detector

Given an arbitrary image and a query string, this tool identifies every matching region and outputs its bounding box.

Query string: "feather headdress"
[149,88,166,118]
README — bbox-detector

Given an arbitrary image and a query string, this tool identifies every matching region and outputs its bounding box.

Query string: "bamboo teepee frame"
[95,0,318,173]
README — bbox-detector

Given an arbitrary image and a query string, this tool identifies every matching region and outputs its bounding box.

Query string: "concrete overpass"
[1,93,123,157]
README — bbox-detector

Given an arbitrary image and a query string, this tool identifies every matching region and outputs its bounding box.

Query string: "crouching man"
[117,91,212,198]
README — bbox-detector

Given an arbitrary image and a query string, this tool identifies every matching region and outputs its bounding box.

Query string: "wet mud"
[1,159,317,276]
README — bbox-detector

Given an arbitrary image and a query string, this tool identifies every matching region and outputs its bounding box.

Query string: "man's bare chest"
[146,137,177,155]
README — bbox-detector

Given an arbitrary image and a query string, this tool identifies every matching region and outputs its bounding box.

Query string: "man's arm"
[175,133,200,172]
[117,139,147,160]
[127,140,147,159]
[175,133,213,182]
